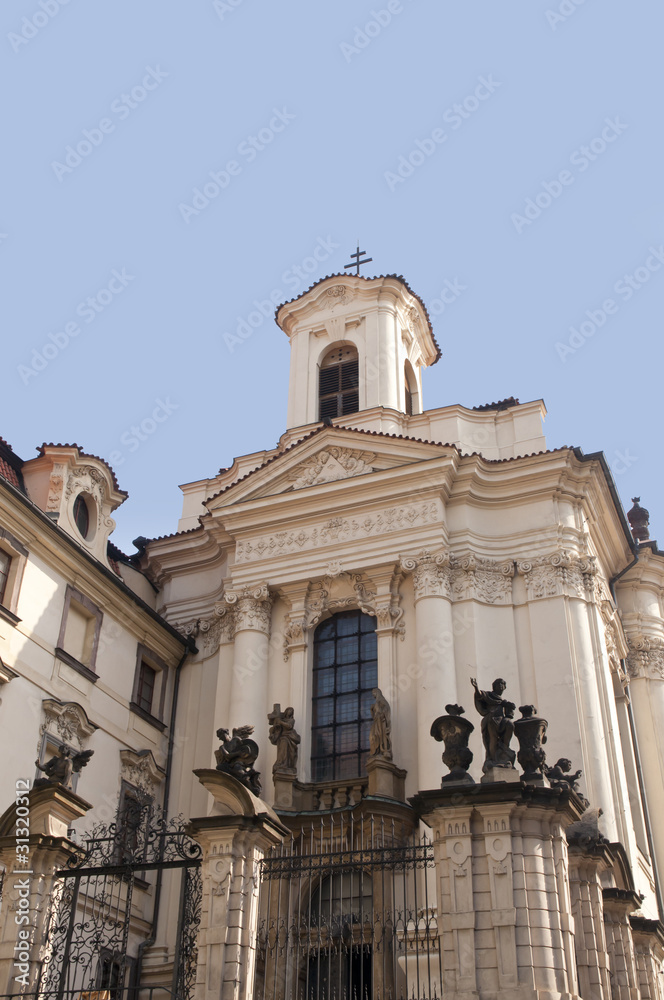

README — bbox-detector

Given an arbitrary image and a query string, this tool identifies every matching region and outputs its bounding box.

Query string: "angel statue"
[215,725,261,796]
[35,746,94,789]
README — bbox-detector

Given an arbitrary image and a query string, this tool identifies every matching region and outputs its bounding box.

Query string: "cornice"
[0,478,187,657]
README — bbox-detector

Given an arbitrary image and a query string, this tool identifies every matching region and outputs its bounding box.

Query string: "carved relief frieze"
[65,466,108,527]
[120,748,164,796]
[626,636,664,681]
[38,699,98,755]
[324,284,355,309]
[282,568,405,660]
[285,448,376,490]
[235,501,439,563]
[46,463,67,511]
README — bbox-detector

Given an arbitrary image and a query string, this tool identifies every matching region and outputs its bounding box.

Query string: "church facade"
[1,270,663,999]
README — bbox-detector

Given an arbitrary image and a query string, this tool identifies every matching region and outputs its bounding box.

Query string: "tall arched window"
[311,610,377,781]
[319,345,359,420]
[404,360,418,416]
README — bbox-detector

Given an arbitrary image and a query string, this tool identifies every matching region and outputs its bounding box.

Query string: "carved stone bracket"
[626,635,664,681]
[120,748,165,796]
[39,699,98,755]
[517,550,599,602]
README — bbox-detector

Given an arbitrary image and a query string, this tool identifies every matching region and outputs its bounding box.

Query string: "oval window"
[73,494,90,539]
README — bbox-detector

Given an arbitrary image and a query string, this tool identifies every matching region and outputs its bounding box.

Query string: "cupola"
[275,274,440,431]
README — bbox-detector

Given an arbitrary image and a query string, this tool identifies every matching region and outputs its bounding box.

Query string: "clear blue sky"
[2,0,662,554]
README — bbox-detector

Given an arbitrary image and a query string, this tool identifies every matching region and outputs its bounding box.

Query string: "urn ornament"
[430,704,475,785]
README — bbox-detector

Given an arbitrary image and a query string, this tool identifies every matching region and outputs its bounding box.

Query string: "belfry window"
[311,610,377,781]
[319,346,359,421]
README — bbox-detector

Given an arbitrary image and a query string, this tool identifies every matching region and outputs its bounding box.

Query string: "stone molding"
[282,569,405,660]
[235,500,439,563]
[285,447,376,490]
[39,699,98,754]
[119,748,165,796]
[626,635,664,681]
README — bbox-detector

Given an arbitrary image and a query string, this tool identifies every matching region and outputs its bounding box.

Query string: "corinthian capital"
[217,583,273,637]
[626,635,664,681]
[400,550,451,600]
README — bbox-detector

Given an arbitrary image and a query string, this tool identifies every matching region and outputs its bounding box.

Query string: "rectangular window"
[0,550,10,605]
[56,586,103,681]
[311,610,377,782]
[0,528,28,621]
[136,662,156,714]
[130,645,168,731]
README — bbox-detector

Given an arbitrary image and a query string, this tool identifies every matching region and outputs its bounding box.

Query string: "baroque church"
[1,268,663,1000]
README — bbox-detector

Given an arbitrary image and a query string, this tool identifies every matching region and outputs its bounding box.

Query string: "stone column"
[414,783,585,1000]
[371,565,405,743]
[602,889,641,1000]
[225,584,273,741]
[567,838,613,1000]
[0,782,91,995]
[189,769,288,1000]
[630,918,664,1000]
[401,551,456,791]
[625,635,664,889]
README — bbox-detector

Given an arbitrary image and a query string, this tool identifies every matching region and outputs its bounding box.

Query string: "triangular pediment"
[205,427,454,509]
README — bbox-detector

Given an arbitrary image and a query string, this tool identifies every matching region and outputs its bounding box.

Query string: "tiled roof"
[37,443,127,496]
[0,436,24,490]
[275,273,442,364]
[473,397,520,412]
[204,424,573,506]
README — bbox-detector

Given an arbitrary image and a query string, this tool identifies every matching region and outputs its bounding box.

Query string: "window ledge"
[129,702,166,732]
[55,647,98,683]
[0,604,21,626]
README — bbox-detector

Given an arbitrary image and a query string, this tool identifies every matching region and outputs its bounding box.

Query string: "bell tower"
[275,273,440,431]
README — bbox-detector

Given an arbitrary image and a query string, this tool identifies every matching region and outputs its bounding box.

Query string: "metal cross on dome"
[344,244,373,275]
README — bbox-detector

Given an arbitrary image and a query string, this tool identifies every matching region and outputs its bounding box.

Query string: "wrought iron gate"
[254,813,442,1000]
[36,808,202,1000]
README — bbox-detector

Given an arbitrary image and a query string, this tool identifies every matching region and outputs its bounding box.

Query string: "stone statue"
[215,725,261,796]
[545,757,583,792]
[369,687,392,760]
[470,677,516,773]
[35,746,94,789]
[430,704,474,784]
[268,705,300,774]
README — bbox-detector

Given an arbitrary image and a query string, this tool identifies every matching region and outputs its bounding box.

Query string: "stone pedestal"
[0,782,92,995]
[412,783,586,1000]
[481,765,520,785]
[271,770,296,810]
[189,769,288,1000]
[366,755,406,800]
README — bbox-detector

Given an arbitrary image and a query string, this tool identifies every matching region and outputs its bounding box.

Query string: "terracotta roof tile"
[275,273,442,364]
[204,424,579,505]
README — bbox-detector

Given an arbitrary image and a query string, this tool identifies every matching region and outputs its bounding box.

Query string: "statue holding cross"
[268,704,301,774]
